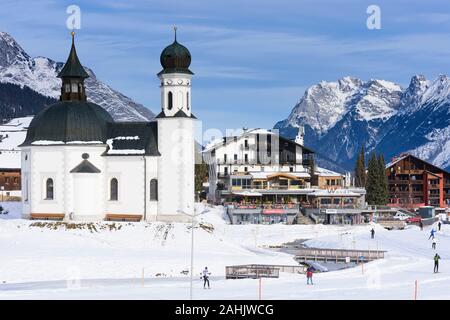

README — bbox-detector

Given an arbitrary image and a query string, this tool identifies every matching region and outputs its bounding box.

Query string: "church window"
[45,178,54,200]
[187,92,190,110]
[150,179,158,201]
[168,91,173,110]
[110,178,118,201]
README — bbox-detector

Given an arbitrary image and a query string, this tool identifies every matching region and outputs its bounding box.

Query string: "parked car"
[393,212,411,221]
[406,216,422,224]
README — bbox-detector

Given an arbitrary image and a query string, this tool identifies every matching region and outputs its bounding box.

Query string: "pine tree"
[195,162,209,193]
[366,153,379,205]
[377,154,389,205]
[354,146,366,187]
[360,146,366,186]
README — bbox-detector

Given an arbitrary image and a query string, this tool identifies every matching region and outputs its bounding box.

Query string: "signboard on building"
[262,209,286,215]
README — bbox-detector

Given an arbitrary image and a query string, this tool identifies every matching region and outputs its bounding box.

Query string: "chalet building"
[0,168,21,191]
[386,154,450,208]
[203,127,366,224]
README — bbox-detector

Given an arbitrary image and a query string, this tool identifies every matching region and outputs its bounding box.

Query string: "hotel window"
[224,154,227,163]
[168,91,173,110]
[224,167,228,176]
[244,154,248,163]
[150,179,158,201]
[45,178,54,200]
[110,178,118,201]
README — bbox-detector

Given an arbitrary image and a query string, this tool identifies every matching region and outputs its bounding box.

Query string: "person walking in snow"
[428,229,435,240]
[432,238,437,250]
[306,267,313,285]
[370,228,375,239]
[201,267,211,289]
[419,221,423,231]
[434,254,441,273]
[438,221,442,231]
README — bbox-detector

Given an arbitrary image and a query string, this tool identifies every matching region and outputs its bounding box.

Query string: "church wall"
[145,156,159,220]
[104,156,146,216]
[157,117,195,222]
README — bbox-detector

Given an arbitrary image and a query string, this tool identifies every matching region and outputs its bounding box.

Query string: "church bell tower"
[156,27,196,221]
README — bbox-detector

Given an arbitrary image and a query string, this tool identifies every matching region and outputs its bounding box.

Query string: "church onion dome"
[158,27,193,75]
[20,101,114,146]
[57,32,89,79]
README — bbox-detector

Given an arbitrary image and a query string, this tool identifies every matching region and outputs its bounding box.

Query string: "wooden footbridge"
[291,247,386,263]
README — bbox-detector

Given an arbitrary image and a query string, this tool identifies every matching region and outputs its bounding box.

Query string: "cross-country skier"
[306,267,313,285]
[432,238,437,250]
[434,254,441,273]
[201,267,211,289]
[370,228,375,239]
[428,229,435,240]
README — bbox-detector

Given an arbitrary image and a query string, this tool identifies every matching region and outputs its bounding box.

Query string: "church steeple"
[58,32,89,101]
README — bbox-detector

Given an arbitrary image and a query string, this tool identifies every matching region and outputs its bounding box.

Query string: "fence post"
[259,277,262,300]
[414,280,418,300]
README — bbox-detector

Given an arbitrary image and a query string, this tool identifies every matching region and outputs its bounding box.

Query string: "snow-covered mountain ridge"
[0,31,154,121]
[275,75,450,171]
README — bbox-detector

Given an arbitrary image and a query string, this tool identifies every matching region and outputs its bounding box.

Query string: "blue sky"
[1,0,450,133]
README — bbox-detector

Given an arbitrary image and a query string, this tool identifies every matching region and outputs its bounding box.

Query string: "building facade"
[19,31,196,222]
[203,128,366,224]
[386,154,450,208]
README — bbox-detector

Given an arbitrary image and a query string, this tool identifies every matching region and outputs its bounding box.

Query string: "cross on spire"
[173,25,177,42]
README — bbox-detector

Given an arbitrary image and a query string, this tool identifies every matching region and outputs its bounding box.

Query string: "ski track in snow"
[0,202,449,299]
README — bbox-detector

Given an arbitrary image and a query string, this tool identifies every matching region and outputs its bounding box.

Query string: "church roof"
[158,28,193,76]
[70,158,101,173]
[155,110,197,119]
[104,122,160,156]
[20,101,114,146]
[57,32,89,79]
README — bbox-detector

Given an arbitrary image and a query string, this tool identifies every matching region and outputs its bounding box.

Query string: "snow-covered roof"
[250,171,310,179]
[385,154,410,168]
[202,127,309,153]
[0,150,21,169]
[315,166,343,177]
[106,136,145,155]
[0,117,33,169]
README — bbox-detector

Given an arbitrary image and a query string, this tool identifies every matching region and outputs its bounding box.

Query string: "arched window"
[168,91,173,110]
[150,179,158,201]
[110,178,118,201]
[187,92,190,110]
[46,178,54,200]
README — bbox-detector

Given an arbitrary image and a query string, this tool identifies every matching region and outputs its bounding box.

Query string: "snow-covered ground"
[0,202,448,299]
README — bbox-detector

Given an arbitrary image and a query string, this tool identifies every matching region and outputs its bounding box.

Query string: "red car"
[406,216,422,224]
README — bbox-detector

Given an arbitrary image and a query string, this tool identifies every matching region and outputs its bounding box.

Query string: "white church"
[20,31,196,222]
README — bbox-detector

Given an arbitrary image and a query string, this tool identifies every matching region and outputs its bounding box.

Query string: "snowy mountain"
[0,31,154,122]
[275,75,450,171]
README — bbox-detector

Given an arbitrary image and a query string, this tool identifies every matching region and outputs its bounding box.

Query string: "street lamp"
[177,207,209,300]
